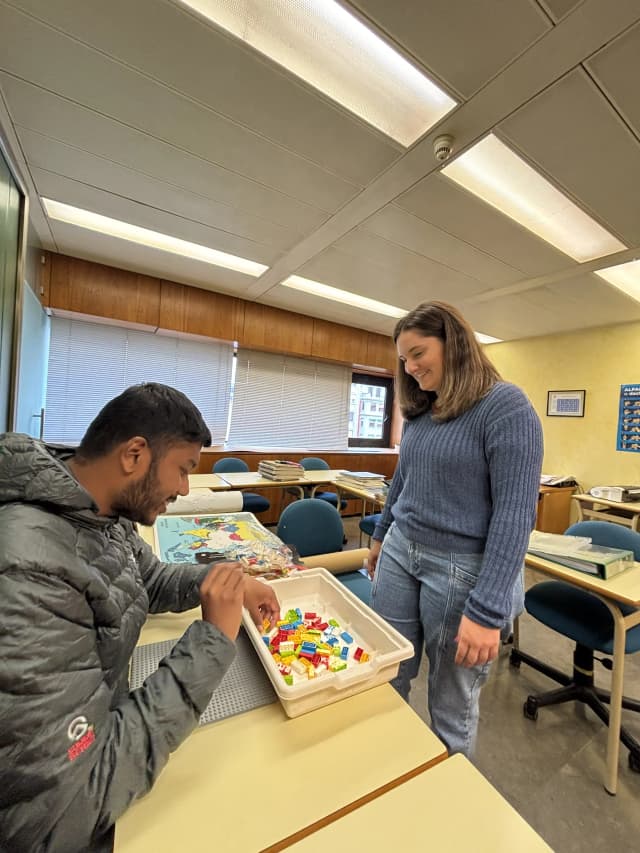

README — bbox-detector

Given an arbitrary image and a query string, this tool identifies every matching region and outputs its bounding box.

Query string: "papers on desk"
[163,490,243,515]
[258,459,304,480]
[335,470,386,491]
[528,531,634,579]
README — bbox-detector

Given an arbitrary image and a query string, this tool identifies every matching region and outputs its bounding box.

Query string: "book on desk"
[528,543,634,579]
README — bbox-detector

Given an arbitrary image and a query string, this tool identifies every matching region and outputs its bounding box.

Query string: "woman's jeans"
[372,523,518,757]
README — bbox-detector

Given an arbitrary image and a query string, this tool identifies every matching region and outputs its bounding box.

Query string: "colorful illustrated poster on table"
[617,384,640,453]
[153,512,294,577]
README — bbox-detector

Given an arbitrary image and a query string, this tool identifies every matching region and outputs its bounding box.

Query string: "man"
[0,383,280,852]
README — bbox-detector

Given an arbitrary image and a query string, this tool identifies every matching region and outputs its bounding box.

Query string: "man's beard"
[111,459,170,526]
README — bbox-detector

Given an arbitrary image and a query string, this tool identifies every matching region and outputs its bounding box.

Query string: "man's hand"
[243,577,280,630]
[366,539,382,580]
[199,562,247,641]
[454,614,500,667]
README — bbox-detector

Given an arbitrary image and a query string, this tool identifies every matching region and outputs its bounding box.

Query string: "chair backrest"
[299,456,329,471]
[565,521,640,561]
[213,457,250,474]
[277,498,343,557]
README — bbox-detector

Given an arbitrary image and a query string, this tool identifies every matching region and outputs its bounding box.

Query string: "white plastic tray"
[242,567,414,717]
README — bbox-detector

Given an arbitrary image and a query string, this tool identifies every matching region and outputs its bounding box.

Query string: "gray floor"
[341,517,640,853]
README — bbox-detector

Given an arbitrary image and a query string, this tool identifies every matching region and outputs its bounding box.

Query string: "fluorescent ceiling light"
[442,135,626,263]
[283,274,406,318]
[283,275,502,342]
[595,259,640,302]
[178,0,455,146]
[42,198,268,276]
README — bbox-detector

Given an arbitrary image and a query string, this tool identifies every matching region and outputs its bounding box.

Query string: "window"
[228,349,351,449]
[45,317,233,444]
[349,373,393,448]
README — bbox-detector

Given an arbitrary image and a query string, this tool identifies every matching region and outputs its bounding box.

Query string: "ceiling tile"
[21,129,302,252]
[538,0,583,22]
[397,174,574,276]
[587,21,640,142]
[350,0,550,97]
[501,68,640,245]
[295,241,485,309]
[40,172,278,267]
[1,75,327,234]
[10,0,401,184]
[0,4,358,210]
[361,204,523,286]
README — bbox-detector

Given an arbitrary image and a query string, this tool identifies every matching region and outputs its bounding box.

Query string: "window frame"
[348,371,394,448]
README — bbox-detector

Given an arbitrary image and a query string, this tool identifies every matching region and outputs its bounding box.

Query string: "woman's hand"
[366,539,382,580]
[454,615,500,667]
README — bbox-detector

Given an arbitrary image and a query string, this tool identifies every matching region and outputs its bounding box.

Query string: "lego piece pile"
[262,608,372,684]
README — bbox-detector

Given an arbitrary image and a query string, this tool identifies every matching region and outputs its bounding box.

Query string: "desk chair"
[212,458,271,516]
[511,521,640,772]
[277,499,372,605]
[359,512,381,547]
[299,457,347,511]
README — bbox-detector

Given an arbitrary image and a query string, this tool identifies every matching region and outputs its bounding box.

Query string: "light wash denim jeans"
[372,523,520,757]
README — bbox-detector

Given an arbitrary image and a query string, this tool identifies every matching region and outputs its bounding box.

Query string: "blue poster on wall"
[617,384,640,452]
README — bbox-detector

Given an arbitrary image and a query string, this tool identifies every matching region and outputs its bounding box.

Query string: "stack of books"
[528,531,634,580]
[335,470,386,492]
[258,460,305,481]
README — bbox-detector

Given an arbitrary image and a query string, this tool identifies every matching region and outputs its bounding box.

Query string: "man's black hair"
[77,383,212,459]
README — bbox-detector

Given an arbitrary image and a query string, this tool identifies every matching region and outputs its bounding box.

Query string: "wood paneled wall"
[201,449,398,524]
[42,252,397,372]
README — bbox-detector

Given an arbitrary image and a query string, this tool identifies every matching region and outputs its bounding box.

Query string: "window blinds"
[229,349,350,449]
[45,317,233,444]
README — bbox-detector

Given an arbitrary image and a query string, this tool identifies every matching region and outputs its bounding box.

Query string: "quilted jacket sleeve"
[0,563,236,852]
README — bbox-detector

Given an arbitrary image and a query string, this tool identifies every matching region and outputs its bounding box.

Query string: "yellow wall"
[487,320,640,492]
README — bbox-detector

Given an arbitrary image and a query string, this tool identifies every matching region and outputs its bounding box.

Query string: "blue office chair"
[299,457,347,511]
[276,499,372,605]
[212,457,270,516]
[510,521,640,772]
[359,512,381,547]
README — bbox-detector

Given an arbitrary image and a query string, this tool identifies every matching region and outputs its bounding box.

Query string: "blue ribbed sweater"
[374,382,543,628]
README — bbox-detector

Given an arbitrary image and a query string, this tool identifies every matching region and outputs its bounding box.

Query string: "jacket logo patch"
[67,715,95,761]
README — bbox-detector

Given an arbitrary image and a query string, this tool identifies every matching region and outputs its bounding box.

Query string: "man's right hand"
[199,562,247,641]
[366,539,382,580]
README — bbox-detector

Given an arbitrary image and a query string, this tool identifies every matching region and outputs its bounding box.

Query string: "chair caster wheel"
[629,752,640,773]
[523,698,539,721]
[509,649,521,668]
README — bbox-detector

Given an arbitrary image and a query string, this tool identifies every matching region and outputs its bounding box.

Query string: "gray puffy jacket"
[0,434,236,852]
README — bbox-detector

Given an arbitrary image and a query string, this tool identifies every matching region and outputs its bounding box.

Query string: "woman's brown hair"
[393,301,501,421]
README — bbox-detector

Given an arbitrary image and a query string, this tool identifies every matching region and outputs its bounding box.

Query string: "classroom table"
[188,472,231,490]
[572,493,640,531]
[115,608,447,853]
[282,753,552,852]
[521,553,640,794]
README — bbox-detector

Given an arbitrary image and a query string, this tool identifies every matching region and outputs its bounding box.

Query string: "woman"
[369,301,543,756]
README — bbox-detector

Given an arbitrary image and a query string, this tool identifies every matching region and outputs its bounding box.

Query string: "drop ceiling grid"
[4,0,402,185]
[39,172,280,267]
[586,21,640,143]
[0,76,329,235]
[358,204,530,286]
[499,66,640,245]
[395,174,576,278]
[0,4,361,211]
[348,0,551,99]
[22,131,305,253]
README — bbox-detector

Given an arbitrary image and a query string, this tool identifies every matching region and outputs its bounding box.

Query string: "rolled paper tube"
[299,548,369,575]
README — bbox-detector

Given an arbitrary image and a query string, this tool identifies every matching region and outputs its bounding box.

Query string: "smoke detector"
[433,134,454,162]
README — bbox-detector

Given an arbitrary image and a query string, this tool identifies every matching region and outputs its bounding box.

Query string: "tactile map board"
[130,627,276,726]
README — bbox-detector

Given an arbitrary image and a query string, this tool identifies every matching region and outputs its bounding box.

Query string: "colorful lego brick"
[283,674,294,686]
[340,631,353,644]
[340,646,349,660]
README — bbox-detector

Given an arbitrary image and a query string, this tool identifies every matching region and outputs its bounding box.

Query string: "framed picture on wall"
[547,390,586,418]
